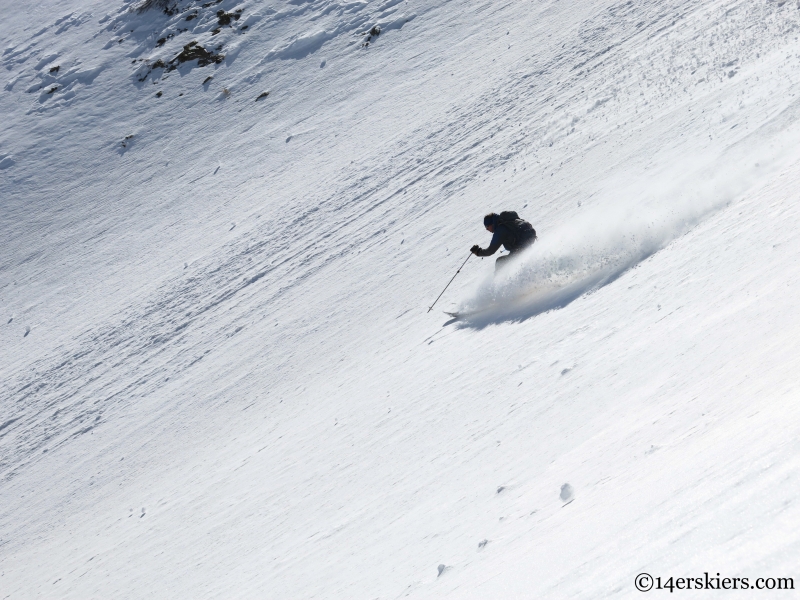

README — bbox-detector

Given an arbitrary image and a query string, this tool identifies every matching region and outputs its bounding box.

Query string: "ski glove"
[470,245,481,255]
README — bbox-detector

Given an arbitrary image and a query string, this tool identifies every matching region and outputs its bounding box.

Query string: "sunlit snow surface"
[2,0,800,597]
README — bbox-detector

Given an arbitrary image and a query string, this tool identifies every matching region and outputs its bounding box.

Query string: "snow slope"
[2,0,800,597]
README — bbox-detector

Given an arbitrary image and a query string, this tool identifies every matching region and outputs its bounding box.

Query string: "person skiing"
[470,211,537,271]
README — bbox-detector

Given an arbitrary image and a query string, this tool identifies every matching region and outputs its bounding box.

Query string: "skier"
[470,211,537,271]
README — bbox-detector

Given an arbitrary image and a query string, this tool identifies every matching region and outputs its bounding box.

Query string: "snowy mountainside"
[2,0,800,597]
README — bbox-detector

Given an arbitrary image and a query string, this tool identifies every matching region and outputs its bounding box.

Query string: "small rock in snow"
[560,483,574,503]
[24,325,31,337]
[478,539,488,549]
[437,564,449,577]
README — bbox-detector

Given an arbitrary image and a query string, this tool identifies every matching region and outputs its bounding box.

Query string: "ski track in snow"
[3,0,800,597]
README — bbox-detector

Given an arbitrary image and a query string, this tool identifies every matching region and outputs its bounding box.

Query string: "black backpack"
[495,211,536,249]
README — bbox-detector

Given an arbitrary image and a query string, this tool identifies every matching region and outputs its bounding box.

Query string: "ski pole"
[428,252,472,313]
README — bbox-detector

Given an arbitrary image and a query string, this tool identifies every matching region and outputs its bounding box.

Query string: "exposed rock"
[175,41,224,67]
[217,9,243,26]
[560,483,574,503]
[140,40,225,82]
[155,32,180,48]
[137,0,168,13]
[363,24,381,46]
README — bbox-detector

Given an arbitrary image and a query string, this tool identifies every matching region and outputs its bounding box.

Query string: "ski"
[443,310,476,320]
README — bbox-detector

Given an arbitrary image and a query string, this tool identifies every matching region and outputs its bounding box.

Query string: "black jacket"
[475,214,536,257]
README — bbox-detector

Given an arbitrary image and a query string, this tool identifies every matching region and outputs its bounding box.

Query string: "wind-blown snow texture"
[2,0,800,597]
